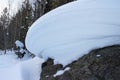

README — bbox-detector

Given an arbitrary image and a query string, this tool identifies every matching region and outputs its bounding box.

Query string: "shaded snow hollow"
[25,0,120,66]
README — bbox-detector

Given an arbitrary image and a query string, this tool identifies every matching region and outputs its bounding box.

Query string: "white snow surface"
[0,51,44,80]
[25,0,120,66]
[15,40,24,48]
[53,67,70,77]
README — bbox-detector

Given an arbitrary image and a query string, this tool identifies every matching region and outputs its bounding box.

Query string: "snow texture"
[96,54,101,57]
[53,67,70,77]
[25,0,120,66]
[0,51,44,80]
[15,40,24,48]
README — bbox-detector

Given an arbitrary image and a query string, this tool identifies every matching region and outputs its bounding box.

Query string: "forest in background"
[0,0,74,51]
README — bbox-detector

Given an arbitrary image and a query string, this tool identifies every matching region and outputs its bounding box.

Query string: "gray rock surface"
[40,45,120,80]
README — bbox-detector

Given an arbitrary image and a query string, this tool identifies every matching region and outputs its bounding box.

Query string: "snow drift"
[25,0,120,66]
[0,53,44,80]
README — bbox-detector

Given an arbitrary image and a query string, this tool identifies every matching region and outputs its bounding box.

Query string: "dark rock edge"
[40,45,120,80]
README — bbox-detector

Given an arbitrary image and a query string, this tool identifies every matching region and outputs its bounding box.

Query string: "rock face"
[40,45,120,80]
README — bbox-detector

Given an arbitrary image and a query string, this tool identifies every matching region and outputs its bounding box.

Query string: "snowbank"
[19,57,44,80]
[25,0,120,66]
[0,51,44,80]
[0,51,20,68]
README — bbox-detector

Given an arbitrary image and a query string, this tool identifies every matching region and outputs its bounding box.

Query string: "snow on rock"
[25,0,120,66]
[53,67,70,77]
[96,54,101,57]
[15,40,24,48]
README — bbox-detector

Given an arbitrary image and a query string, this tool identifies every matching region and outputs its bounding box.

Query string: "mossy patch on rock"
[40,45,120,80]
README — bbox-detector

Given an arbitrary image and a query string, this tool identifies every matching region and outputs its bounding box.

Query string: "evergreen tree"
[0,0,74,51]
[0,7,10,53]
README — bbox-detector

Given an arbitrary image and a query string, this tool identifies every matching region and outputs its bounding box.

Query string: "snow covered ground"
[25,0,120,66]
[1,0,120,80]
[0,51,44,80]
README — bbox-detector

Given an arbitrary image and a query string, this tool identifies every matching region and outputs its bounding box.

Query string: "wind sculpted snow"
[25,0,120,66]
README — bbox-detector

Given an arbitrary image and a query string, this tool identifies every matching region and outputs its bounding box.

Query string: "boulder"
[41,45,120,80]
